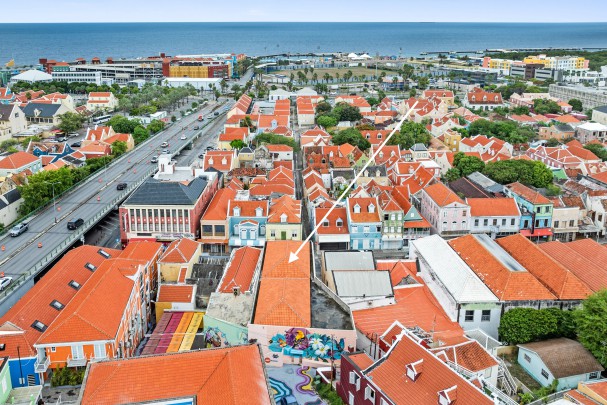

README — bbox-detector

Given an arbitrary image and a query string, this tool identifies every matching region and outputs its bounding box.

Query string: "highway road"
[0,99,231,313]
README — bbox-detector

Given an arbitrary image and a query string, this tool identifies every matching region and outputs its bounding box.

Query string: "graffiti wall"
[248,324,357,368]
[202,315,248,348]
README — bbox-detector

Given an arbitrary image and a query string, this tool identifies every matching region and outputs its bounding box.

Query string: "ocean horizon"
[1,22,606,65]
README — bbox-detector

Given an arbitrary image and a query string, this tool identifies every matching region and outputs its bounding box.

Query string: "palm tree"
[335,72,340,82]
[323,73,330,83]
[312,73,318,83]
[304,67,309,77]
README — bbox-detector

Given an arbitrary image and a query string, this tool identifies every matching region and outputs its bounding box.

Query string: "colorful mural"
[268,328,346,362]
[268,365,323,405]
[203,326,248,348]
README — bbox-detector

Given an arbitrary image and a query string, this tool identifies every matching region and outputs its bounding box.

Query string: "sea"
[1,22,607,66]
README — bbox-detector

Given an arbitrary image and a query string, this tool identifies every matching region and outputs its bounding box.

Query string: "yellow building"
[157,238,202,282]
[169,65,210,78]
[266,196,303,241]
[443,129,462,152]
[489,59,512,71]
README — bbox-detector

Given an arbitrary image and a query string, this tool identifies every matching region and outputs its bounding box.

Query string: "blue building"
[27,141,75,164]
[0,325,41,388]
[505,182,553,240]
[518,338,603,390]
[227,200,269,247]
[346,197,382,250]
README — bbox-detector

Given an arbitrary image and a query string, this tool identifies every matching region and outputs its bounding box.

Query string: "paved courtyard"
[267,365,325,405]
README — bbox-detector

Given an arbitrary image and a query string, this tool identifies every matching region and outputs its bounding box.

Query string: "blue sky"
[8,0,607,22]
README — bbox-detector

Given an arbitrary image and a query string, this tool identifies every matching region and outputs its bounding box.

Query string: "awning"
[520,229,553,237]
[198,238,229,244]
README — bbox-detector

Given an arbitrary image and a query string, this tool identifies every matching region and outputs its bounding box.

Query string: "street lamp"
[44,181,60,223]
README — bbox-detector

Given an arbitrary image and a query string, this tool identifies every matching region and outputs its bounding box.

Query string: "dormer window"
[280,213,287,223]
[368,204,375,213]
[336,218,343,227]
[406,359,423,381]
[438,385,457,405]
[364,170,369,177]
[379,152,384,158]
[353,204,361,214]
[377,134,382,139]
[323,220,329,227]
[255,207,263,217]
[366,134,370,139]
[221,157,227,165]
[233,207,241,216]
[208,157,214,165]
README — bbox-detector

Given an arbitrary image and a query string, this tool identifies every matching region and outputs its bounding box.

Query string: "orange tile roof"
[430,340,498,372]
[0,151,38,169]
[219,127,248,142]
[228,199,268,217]
[257,114,289,129]
[0,324,37,359]
[353,286,466,346]
[365,331,493,404]
[88,92,112,98]
[347,197,380,223]
[348,352,375,370]
[159,238,200,264]
[555,114,580,124]
[423,182,465,206]
[507,182,551,205]
[539,240,607,293]
[218,246,262,293]
[104,133,132,145]
[119,240,163,262]
[80,345,272,405]
[376,260,422,285]
[157,284,195,303]
[467,197,520,217]
[496,235,592,299]
[268,195,301,223]
[202,150,234,172]
[253,241,311,327]
[0,245,120,351]
[201,188,237,221]
[448,235,556,301]
[315,207,349,235]
[266,144,293,152]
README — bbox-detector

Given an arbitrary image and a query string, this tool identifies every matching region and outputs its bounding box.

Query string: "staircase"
[497,358,518,397]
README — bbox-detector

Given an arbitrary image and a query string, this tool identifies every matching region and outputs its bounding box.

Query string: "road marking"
[288,102,418,263]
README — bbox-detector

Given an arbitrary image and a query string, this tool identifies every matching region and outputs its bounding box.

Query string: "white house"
[86,92,118,112]
[410,235,501,339]
[419,182,470,238]
[467,198,521,238]
[0,104,27,141]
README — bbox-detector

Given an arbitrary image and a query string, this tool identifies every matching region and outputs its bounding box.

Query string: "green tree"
[332,102,362,122]
[0,139,18,152]
[483,159,553,188]
[315,101,332,116]
[545,138,561,147]
[417,76,429,90]
[444,168,462,182]
[147,119,165,134]
[456,155,485,176]
[584,144,607,161]
[574,290,607,368]
[389,121,431,150]
[253,133,298,151]
[230,139,245,149]
[111,140,128,157]
[18,168,74,215]
[498,308,569,345]
[533,98,561,115]
[316,115,338,128]
[511,106,530,115]
[331,128,370,151]
[57,112,85,134]
[107,115,140,134]
[568,98,583,112]
[133,126,150,144]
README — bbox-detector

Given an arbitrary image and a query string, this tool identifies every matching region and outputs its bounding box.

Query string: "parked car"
[206,146,214,150]
[68,132,79,138]
[193,126,199,130]
[198,154,205,159]
[162,149,170,154]
[213,111,220,116]
[10,222,28,237]
[161,141,169,148]
[116,182,127,190]
[56,136,67,142]
[67,218,84,230]
[180,135,187,140]
[0,276,13,291]
[71,141,82,148]
[151,156,158,163]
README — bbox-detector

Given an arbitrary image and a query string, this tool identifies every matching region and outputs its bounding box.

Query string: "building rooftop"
[159,238,200,264]
[79,344,273,405]
[157,284,196,303]
[332,270,393,298]
[217,246,262,293]
[519,338,604,378]
[430,340,499,373]
[124,176,208,206]
[205,292,256,327]
[323,251,375,272]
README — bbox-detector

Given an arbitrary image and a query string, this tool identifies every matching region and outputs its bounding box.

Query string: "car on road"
[206,146,214,151]
[0,277,13,291]
[180,135,187,140]
[68,132,79,138]
[71,141,82,148]
[67,218,84,230]
[10,222,28,237]
[162,149,170,154]
[198,154,205,159]
[151,156,158,163]
[193,126,199,130]
[161,141,169,147]
[214,111,220,116]
[116,182,127,190]
[56,136,67,142]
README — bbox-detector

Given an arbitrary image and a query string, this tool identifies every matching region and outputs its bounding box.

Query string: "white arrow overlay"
[289,101,419,263]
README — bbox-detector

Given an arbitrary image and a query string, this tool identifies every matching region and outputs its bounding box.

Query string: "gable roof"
[267,195,301,223]
[253,241,311,327]
[496,235,592,299]
[411,235,498,303]
[159,238,199,264]
[21,102,62,117]
[448,234,556,301]
[506,182,551,205]
[467,198,520,217]
[364,331,493,405]
[430,340,498,373]
[201,188,237,221]
[423,182,465,207]
[347,197,380,223]
[157,284,195,303]
[218,246,262,293]
[0,152,39,169]
[79,345,272,405]
[519,338,604,378]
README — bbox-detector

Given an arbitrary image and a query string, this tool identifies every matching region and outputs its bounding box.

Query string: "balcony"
[67,355,87,368]
[34,356,50,373]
